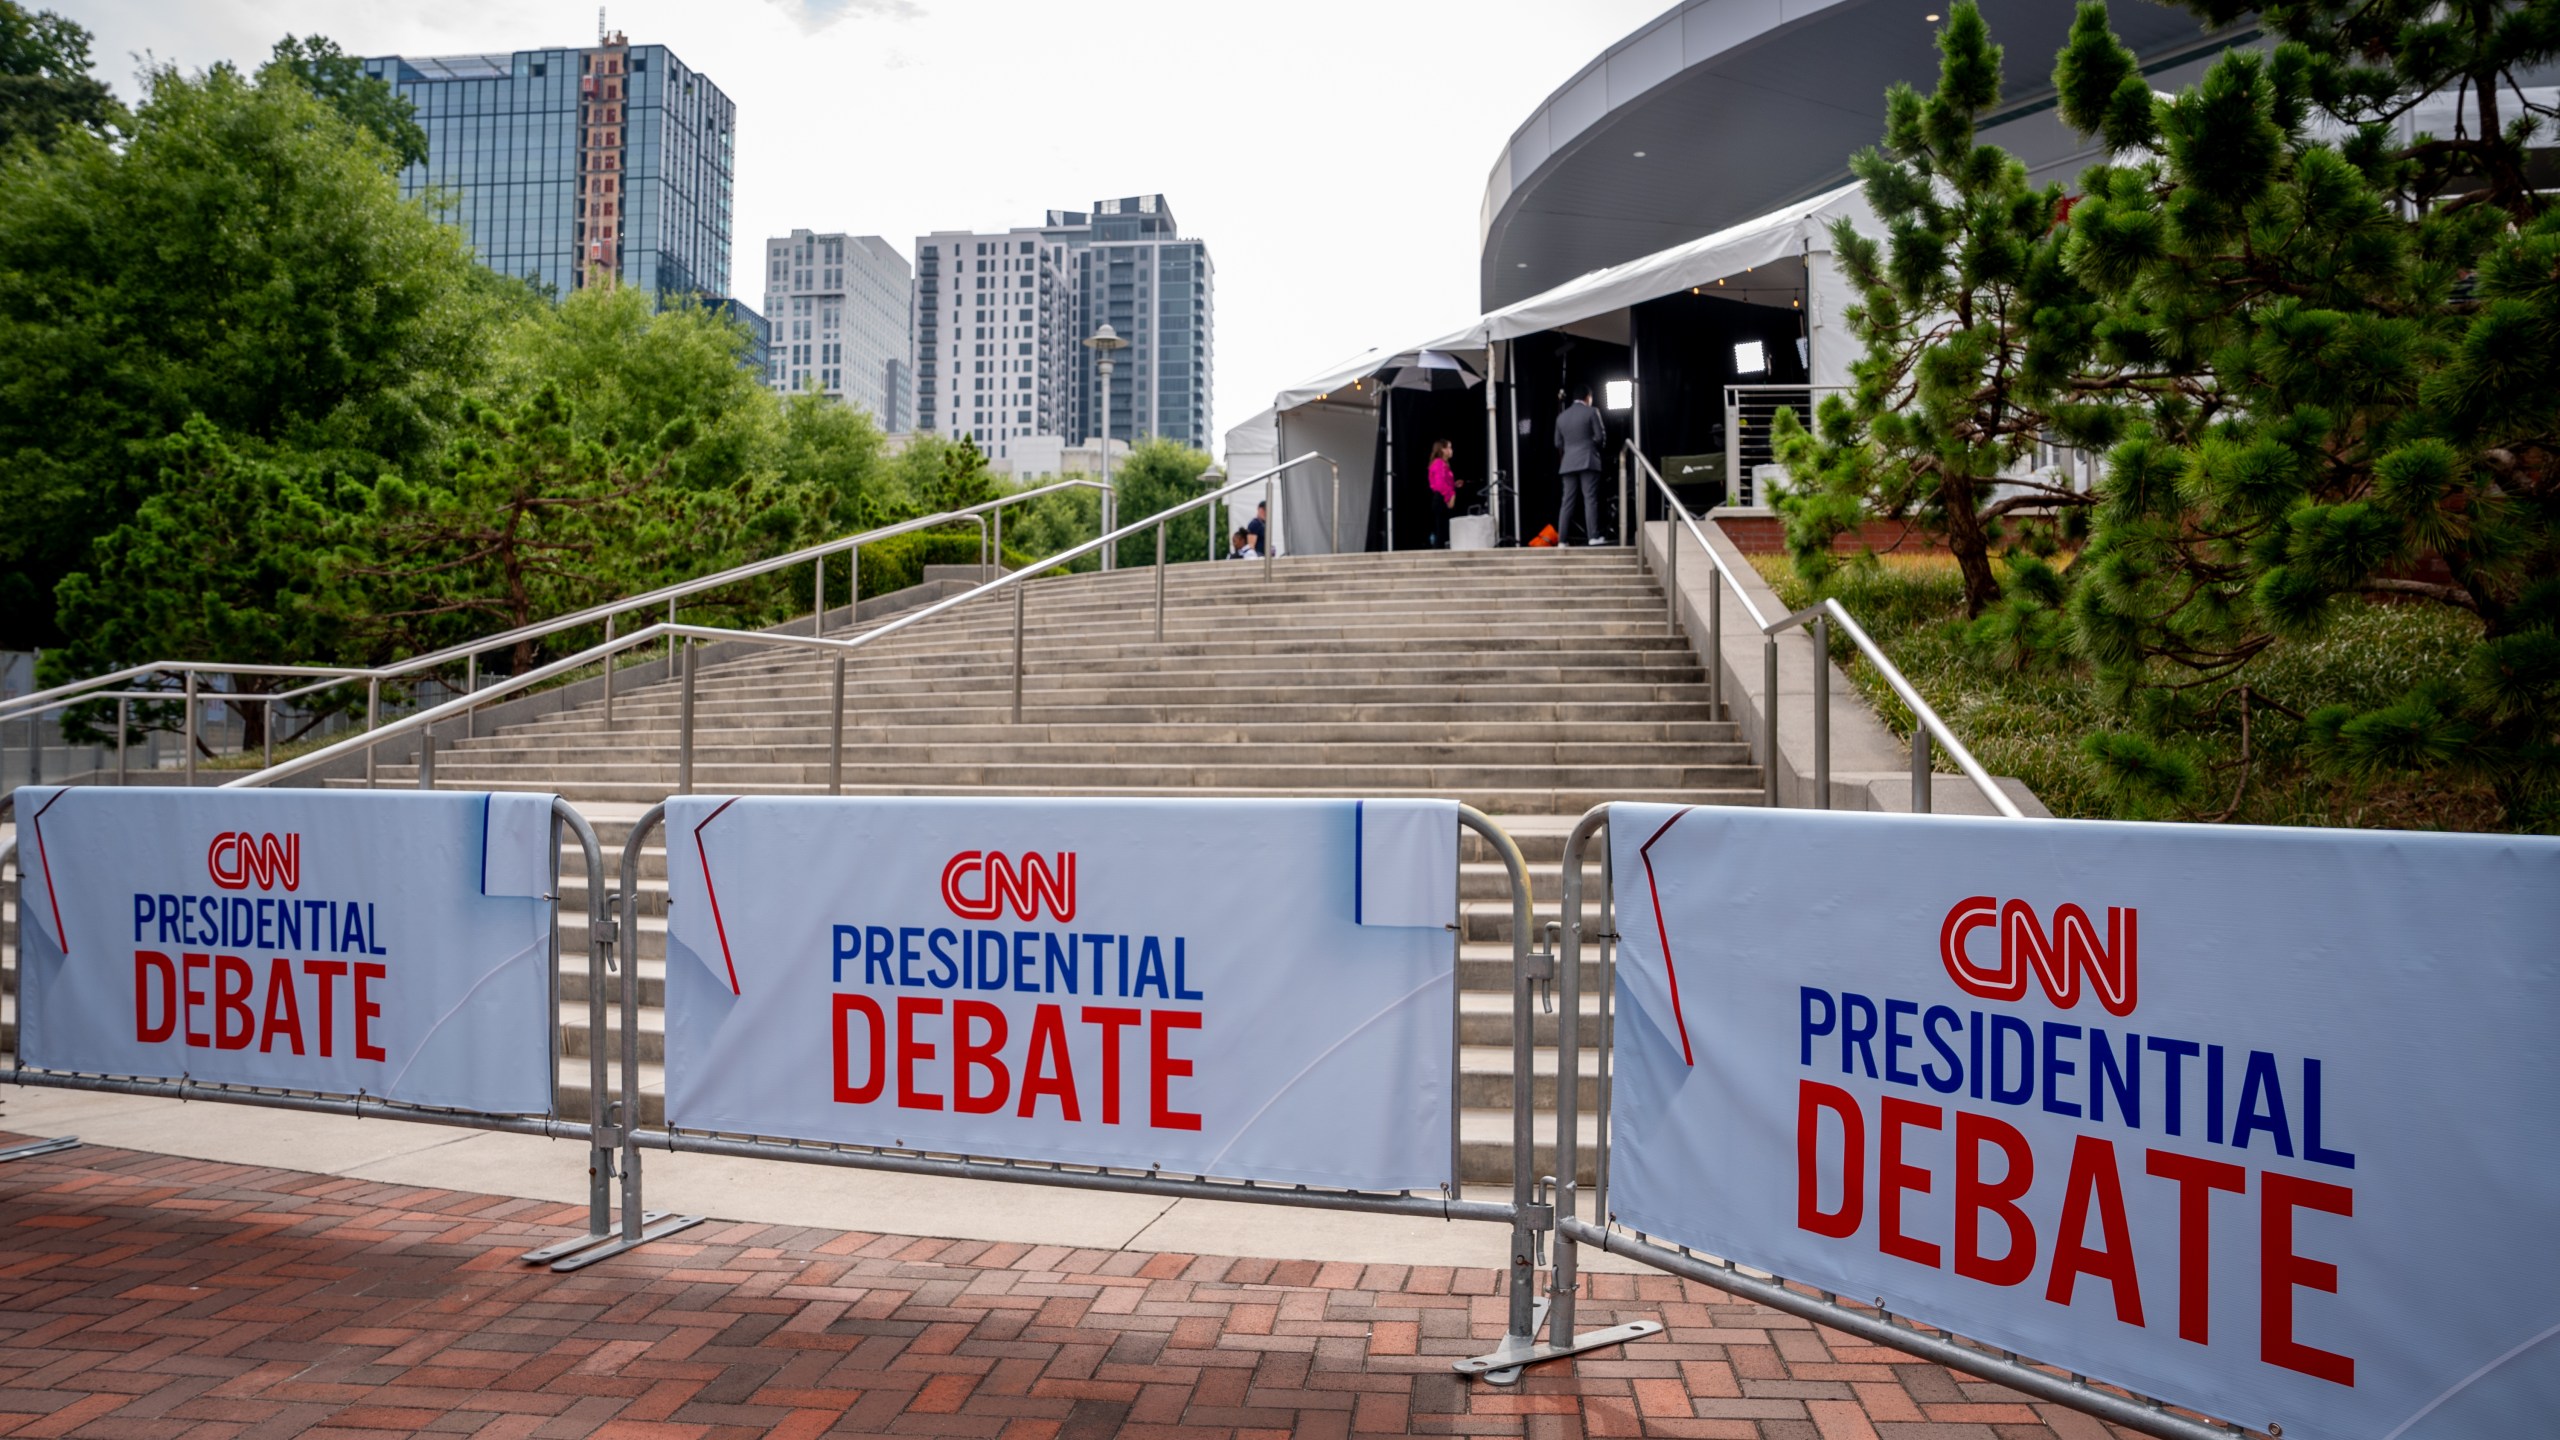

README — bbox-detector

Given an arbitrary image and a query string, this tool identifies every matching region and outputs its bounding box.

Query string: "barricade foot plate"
[0,1136,78,1164]
[545,1211,707,1273]
[1457,1318,1662,1385]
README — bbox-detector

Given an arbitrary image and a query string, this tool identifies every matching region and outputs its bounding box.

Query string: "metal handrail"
[2,478,1113,784]
[1623,443,2022,818]
[225,452,1339,790]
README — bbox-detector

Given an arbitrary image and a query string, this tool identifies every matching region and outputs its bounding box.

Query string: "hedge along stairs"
[0,549,1762,1185]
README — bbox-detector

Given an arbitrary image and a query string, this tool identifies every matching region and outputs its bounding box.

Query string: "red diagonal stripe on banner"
[692,798,744,996]
[29,789,69,956]
[1637,807,1697,1067]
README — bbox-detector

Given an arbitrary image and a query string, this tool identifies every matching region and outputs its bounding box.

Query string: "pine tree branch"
[2358,577,2480,610]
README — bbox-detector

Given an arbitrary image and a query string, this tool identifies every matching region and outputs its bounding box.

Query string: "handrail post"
[1812,616,1830,810]
[464,653,477,740]
[1619,451,1632,548]
[418,729,435,790]
[829,654,846,797]
[363,676,378,789]
[1155,522,1167,642]
[1762,638,1779,808]
[848,545,860,623]
[602,614,616,727]
[1264,476,1276,581]
[1665,510,1679,635]
[1708,580,1723,720]
[1011,582,1027,725]
[1913,726,1932,814]
[814,551,825,640]
[993,502,1004,577]
[116,698,129,786]
[677,640,696,797]
[183,673,197,788]
[666,598,676,668]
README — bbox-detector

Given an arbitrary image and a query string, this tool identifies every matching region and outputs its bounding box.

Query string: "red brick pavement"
[0,1137,2146,1438]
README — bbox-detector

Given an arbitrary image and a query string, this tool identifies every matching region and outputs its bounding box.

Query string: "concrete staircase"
[8,549,1758,1183]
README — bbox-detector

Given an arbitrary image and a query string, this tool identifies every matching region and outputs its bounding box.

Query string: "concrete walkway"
[0,1133,2142,1438]
[0,1085,1610,1274]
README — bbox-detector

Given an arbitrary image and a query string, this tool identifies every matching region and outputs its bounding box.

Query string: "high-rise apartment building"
[1063,196,1214,455]
[911,195,1212,468]
[364,32,735,302]
[762,231,913,432]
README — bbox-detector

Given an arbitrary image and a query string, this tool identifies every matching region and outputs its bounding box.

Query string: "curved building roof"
[1480,0,2253,309]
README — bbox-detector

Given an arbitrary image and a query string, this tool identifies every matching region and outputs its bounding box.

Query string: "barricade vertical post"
[677,641,696,797]
[524,798,680,1269]
[829,654,847,796]
[183,673,197,787]
[1535,805,1662,1371]
[1455,808,1655,1383]
[1812,616,1830,809]
[586,804,703,1265]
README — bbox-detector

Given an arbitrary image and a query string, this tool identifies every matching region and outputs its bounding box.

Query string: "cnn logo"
[207,832,300,892]
[941,850,1076,923]
[1939,896,2136,1016]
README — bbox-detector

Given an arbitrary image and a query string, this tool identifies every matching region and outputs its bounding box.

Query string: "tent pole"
[1504,342,1521,544]
[1629,323,1644,547]
[1386,393,1395,553]
[1484,346,1499,549]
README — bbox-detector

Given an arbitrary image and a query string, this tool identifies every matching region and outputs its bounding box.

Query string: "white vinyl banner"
[11,786,558,1115]
[660,795,1458,1190]
[1607,804,2560,1439]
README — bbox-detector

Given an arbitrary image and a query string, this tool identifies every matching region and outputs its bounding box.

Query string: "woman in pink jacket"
[1427,439,1461,548]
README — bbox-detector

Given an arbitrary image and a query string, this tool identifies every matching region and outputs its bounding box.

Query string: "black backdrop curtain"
[1506,331,1631,541]
[1364,386,1495,551]
[1631,291,1809,518]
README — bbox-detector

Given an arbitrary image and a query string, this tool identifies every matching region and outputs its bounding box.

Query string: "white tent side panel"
[1806,237,1863,392]
[1275,404,1375,555]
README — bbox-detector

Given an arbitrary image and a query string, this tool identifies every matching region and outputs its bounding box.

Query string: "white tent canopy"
[1466,182,1871,344]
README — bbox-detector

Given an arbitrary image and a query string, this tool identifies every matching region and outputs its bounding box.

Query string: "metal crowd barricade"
[1547,803,2240,1438]
[606,798,1641,1382]
[0,790,643,1273]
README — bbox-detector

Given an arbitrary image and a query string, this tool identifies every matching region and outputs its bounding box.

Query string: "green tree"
[263,35,427,169]
[42,419,368,750]
[0,2,116,151]
[0,59,511,648]
[351,385,696,674]
[1107,438,1219,569]
[1770,2,2101,618]
[2050,1,2560,826]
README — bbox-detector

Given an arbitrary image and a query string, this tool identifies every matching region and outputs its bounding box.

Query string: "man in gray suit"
[1553,387,1609,545]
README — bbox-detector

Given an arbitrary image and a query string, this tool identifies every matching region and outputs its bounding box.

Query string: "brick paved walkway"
[0,1136,2140,1438]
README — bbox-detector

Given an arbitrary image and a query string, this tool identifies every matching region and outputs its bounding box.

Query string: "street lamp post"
[1084,323,1129,571]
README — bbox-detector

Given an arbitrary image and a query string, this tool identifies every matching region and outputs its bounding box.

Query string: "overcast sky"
[59,0,1672,453]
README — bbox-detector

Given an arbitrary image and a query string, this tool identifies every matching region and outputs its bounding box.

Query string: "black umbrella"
[1373,349,1483,392]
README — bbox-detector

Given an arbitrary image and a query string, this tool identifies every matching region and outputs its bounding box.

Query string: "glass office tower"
[364,32,734,303]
